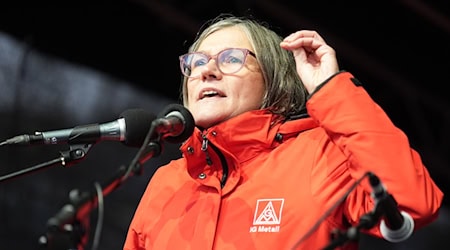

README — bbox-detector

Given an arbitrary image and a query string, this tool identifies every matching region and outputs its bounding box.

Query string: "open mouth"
[200,90,225,99]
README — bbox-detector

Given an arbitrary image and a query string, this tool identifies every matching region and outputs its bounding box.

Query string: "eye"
[219,50,244,65]
[191,53,209,68]
[224,55,242,64]
[193,58,207,67]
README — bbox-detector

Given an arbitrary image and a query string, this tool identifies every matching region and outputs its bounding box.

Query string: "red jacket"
[124,72,443,250]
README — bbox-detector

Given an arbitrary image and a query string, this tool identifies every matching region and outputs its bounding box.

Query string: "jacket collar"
[181,109,317,163]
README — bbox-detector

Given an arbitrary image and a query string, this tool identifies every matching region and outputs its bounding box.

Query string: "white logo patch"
[249,198,284,233]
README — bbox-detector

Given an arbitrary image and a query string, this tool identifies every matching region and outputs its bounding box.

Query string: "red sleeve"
[306,71,443,236]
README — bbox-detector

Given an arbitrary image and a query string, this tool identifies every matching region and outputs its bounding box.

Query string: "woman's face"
[186,26,265,129]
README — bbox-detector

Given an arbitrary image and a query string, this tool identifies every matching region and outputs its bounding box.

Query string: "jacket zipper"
[201,134,229,188]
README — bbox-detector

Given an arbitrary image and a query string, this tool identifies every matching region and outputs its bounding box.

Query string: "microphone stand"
[0,143,93,183]
[322,185,401,250]
[38,140,162,250]
[322,209,381,250]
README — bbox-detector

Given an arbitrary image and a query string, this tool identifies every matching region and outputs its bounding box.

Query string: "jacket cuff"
[306,70,350,100]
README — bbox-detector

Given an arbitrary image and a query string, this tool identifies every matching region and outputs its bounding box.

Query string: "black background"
[0,1,449,249]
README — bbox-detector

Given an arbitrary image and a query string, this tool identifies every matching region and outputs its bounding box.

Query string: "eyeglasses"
[179,48,256,78]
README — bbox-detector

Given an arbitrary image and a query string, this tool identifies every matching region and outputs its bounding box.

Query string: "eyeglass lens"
[180,48,248,77]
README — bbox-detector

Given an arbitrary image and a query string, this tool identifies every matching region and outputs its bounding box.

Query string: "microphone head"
[120,108,156,147]
[157,104,195,143]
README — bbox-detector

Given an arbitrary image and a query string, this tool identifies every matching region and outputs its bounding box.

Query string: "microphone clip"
[322,210,380,250]
[60,143,94,167]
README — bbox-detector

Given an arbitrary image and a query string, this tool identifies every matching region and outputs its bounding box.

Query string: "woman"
[123,14,443,249]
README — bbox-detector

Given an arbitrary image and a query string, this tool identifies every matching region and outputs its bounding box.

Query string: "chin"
[194,114,227,129]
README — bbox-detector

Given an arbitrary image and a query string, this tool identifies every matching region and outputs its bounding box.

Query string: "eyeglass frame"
[179,48,256,78]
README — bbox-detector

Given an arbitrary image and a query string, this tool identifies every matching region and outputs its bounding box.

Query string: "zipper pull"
[201,135,208,151]
[201,135,212,165]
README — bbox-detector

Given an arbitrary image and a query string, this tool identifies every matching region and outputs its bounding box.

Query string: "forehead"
[197,26,253,53]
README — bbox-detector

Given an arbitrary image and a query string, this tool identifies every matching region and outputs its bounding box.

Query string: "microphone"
[368,172,414,242]
[151,104,195,143]
[0,109,156,147]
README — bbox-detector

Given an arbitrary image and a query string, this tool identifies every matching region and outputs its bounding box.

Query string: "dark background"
[0,1,449,249]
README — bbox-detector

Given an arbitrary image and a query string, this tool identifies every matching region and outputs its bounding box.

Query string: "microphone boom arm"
[39,140,162,250]
[322,209,381,250]
[0,143,93,183]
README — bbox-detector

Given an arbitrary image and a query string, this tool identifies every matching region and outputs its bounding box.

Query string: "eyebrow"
[194,47,234,54]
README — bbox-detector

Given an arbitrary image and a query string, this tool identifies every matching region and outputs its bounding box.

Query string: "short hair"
[181,14,308,118]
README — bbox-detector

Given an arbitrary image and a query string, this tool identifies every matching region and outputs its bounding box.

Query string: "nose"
[200,59,222,80]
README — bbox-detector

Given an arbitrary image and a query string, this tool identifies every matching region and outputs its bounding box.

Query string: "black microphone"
[368,172,414,242]
[0,109,156,147]
[151,104,195,143]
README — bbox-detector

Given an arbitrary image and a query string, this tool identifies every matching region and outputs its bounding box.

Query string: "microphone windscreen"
[157,104,195,143]
[120,109,156,147]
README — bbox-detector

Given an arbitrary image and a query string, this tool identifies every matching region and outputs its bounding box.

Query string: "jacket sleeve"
[305,71,443,236]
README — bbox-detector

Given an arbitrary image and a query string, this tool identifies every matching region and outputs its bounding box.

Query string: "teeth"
[202,90,218,97]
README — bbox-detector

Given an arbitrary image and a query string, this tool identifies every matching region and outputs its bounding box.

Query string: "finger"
[281,31,327,52]
[283,30,326,43]
[280,36,324,51]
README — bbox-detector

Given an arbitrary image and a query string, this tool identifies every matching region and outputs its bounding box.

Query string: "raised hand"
[280,30,339,94]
